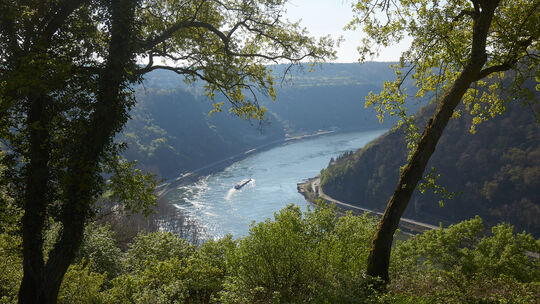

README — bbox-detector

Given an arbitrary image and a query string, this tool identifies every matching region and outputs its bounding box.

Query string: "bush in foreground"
[221,204,379,303]
[390,216,540,303]
[1,204,538,303]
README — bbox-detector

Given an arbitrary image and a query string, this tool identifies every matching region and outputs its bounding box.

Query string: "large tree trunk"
[366,0,500,285]
[41,1,138,303]
[15,1,90,302]
[17,1,137,303]
[18,94,51,303]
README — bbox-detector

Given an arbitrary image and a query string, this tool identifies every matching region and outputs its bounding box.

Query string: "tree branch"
[475,63,512,81]
[38,0,89,45]
[140,20,230,51]
[136,65,208,82]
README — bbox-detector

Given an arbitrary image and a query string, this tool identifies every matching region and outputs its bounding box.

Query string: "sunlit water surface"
[162,129,386,238]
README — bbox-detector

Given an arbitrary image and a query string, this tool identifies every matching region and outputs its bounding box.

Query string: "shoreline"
[297,177,439,235]
[156,128,383,200]
[156,130,335,200]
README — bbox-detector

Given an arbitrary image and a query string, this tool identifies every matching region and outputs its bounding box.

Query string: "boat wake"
[225,179,255,201]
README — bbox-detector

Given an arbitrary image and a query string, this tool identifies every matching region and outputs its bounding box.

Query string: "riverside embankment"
[297,177,439,234]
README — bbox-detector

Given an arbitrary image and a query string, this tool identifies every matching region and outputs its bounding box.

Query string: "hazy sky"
[284,0,409,63]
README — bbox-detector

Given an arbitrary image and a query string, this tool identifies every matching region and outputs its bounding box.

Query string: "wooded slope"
[320,101,540,236]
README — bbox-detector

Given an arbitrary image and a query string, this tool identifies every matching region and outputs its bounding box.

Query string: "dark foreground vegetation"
[1,203,538,303]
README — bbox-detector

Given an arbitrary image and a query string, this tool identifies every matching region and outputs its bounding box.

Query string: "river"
[161,129,386,238]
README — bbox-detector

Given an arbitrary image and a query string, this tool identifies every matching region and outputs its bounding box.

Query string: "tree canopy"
[0,0,334,302]
[347,0,539,285]
[350,0,539,139]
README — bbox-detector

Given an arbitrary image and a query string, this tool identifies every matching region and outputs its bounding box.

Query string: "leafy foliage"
[0,232,22,304]
[76,224,123,282]
[390,217,540,302]
[349,0,538,142]
[105,157,158,217]
[124,231,194,272]
[1,204,539,303]
[57,261,106,304]
[105,257,190,304]
[0,152,21,304]
[104,233,233,304]
[221,204,379,303]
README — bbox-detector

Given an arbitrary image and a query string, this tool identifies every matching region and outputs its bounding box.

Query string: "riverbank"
[157,128,375,200]
[158,129,388,237]
[297,177,439,235]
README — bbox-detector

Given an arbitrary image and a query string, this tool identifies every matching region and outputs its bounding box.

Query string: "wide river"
[161,129,386,238]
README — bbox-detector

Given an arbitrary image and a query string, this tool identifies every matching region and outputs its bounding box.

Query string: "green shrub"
[3,204,538,304]
[390,216,540,302]
[221,204,379,303]
[0,233,22,304]
[104,230,233,303]
[76,223,123,281]
[104,257,188,304]
[181,236,236,303]
[58,261,106,304]
[124,231,195,272]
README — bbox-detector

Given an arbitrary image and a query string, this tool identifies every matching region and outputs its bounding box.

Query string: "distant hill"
[121,62,405,178]
[319,99,540,236]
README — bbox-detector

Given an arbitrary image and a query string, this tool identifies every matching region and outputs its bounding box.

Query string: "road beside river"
[298,177,439,234]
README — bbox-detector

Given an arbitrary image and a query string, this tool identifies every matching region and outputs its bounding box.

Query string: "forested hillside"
[120,87,285,178]
[121,63,402,178]
[320,100,540,236]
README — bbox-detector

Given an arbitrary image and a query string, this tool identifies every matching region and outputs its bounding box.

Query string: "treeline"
[320,100,540,237]
[1,204,538,303]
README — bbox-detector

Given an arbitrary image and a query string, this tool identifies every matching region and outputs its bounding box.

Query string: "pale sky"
[284,0,410,63]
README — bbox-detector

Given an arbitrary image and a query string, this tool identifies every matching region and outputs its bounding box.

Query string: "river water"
[161,129,386,238]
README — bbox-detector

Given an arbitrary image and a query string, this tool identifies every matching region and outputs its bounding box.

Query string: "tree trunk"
[18,94,51,303]
[366,0,500,285]
[17,1,138,303]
